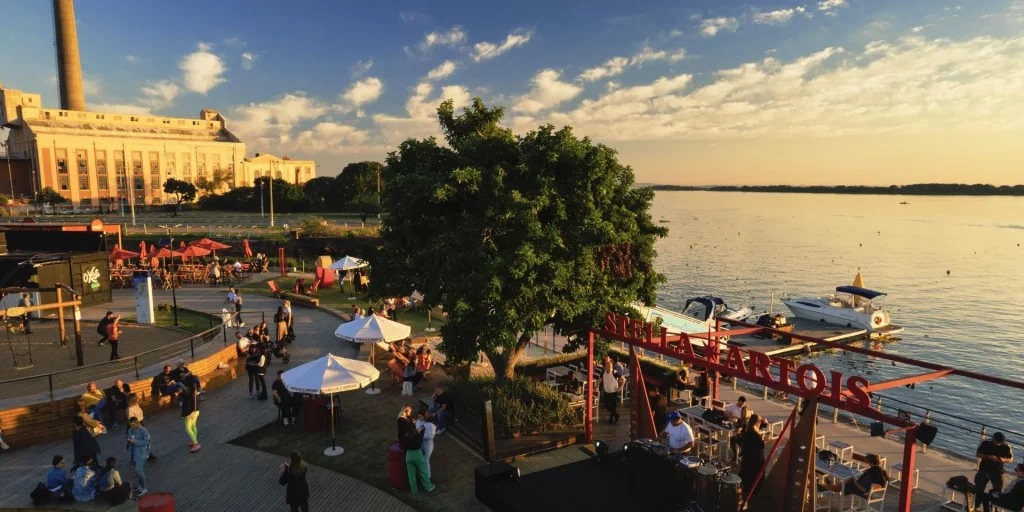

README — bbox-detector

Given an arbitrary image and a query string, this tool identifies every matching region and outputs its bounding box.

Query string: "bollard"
[832,406,839,423]
[875,396,883,413]
[134,357,140,379]
[222,325,227,345]
[48,374,54,401]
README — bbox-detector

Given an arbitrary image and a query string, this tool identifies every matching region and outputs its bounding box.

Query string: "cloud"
[89,103,152,115]
[340,77,384,111]
[222,37,246,49]
[754,8,797,25]
[293,122,373,153]
[818,0,847,16]
[230,93,331,144]
[124,55,139,64]
[700,17,739,37]
[399,10,429,25]
[179,42,226,94]
[506,35,1024,144]
[414,26,466,53]
[351,59,373,77]
[241,52,255,71]
[911,26,924,33]
[514,69,583,113]
[140,80,181,110]
[425,60,458,81]
[471,30,533,62]
[670,49,687,62]
[578,46,672,82]
[373,82,472,143]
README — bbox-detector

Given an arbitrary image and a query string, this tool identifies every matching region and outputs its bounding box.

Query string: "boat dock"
[725,317,868,358]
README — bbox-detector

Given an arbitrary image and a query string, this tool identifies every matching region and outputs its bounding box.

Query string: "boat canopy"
[835,286,886,299]
[682,296,727,322]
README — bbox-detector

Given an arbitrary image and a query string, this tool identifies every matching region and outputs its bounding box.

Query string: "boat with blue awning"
[782,280,903,334]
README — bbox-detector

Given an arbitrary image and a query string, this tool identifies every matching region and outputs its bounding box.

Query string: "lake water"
[650,191,1024,457]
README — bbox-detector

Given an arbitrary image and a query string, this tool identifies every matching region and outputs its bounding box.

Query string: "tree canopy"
[34,187,67,205]
[335,161,384,223]
[372,98,667,384]
[163,178,198,205]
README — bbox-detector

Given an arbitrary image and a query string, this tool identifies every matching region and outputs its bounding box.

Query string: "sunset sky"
[3,0,1023,185]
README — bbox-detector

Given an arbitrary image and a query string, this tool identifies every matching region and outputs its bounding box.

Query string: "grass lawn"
[230,374,487,512]
[240,275,445,336]
[122,308,216,335]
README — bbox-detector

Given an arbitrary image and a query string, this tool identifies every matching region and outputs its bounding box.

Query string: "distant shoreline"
[647,184,1024,196]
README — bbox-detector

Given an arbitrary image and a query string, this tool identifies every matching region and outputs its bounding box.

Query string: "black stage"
[477,452,682,512]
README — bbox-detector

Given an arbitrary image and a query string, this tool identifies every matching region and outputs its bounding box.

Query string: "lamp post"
[169,235,179,326]
[269,163,275,227]
[376,166,381,220]
[259,179,264,218]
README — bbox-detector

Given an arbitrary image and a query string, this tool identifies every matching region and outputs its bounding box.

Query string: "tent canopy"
[281,353,380,394]
[334,314,411,343]
[329,255,368,271]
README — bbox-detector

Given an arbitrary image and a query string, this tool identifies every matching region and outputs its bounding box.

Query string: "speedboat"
[783,286,902,334]
[633,296,755,347]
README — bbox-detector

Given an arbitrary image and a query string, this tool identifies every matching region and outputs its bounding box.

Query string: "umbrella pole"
[366,343,382,395]
[324,393,343,456]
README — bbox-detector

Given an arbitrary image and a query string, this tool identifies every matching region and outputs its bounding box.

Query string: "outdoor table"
[828,440,854,463]
[815,458,860,512]
[303,398,326,432]
[547,365,570,381]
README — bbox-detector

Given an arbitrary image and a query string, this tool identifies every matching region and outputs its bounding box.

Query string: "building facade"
[0,83,316,207]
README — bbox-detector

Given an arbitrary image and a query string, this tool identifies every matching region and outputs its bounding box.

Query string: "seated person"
[978,463,1024,512]
[104,380,131,427]
[823,453,889,498]
[75,400,107,436]
[80,383,106,421]
[95,457,130,505]
[46,455,72,498]
[693,370,712,400]
[402,359,417,384]
[232,260,242,276]
[675,364,691,391]
[725,396,748,423]
[151,365,185,398]
[414,347,433,386]
[292,279,306,294]
[660,411,695,454]
[429,386,455,433]
[71,458,98,502]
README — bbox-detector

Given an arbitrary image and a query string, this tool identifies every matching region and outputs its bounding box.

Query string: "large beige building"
[0,83,316,207]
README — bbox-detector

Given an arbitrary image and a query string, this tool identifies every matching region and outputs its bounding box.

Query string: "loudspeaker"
[917,424,938,445]
[870,422,885,437]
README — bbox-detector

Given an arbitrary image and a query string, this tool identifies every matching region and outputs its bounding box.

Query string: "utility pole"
[260,180,264,217]
[123,143,136,225]
[2,141,13,199]
[376,166,381,220]
[269,162,275,227]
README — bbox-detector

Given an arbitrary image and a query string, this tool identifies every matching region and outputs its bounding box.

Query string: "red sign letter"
[796,364,827,396]
[845,375,871,409]
[725,346,747,374]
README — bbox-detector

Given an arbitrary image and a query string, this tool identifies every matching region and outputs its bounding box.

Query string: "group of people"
[236,300,295,400]
[397,404,439,495]
[391,343,433,396]
[95,311,124,360]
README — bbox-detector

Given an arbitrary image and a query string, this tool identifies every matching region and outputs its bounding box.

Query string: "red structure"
[584,311,1024,512]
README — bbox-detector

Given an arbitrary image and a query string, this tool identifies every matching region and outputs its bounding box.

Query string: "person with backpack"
[96,457,131,504]
[96,311,114,346]
[45,455,72,499]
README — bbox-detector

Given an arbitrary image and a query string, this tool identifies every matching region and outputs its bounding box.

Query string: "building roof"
[18,119,242,143]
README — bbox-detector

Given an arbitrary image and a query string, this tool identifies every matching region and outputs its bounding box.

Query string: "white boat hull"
[783,298,895,333]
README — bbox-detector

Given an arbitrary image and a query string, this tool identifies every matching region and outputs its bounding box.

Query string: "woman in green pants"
[181,379,201,453]
[397,405,435,494]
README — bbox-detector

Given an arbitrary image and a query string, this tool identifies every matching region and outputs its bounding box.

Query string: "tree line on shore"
[649,183,1024,196]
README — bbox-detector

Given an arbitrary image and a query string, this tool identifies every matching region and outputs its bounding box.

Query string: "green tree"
[302,176,337,211]
[34,187,66,205]
[0,193,9,207]
[163,178,198,205]
[372,99,667,384]
[335,161,383,222]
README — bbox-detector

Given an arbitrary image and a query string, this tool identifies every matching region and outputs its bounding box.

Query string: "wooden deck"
[0,290,413,512]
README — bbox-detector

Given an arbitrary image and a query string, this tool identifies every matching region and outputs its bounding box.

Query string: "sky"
[3,0,1024,186]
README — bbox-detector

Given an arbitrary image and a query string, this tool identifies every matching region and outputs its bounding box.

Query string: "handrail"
[872,391,1024,440]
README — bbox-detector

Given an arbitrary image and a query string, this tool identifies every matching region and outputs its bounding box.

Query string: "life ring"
[874,317,882,325]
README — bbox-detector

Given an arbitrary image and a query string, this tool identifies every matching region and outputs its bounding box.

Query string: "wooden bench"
[0,344,244,449]
[280,291,319,308]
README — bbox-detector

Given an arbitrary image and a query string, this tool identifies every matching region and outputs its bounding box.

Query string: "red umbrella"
[242,239,253,258]
[174,245,212,258]
[190,238,231,256]
[109,245,140,260]
[139,241,147,256]
[147,247,174,259]
[179,241,189,262]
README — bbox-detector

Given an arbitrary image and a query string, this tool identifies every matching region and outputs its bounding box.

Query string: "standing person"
[272,370,297,426]
[106,315,122,361]
[278,451,310,512]
[126,416,150,496]
[72,416,101,468]
[18,292,32,334]
[398,405,436,494]
[416,410,438,480]
[648,388,668,432]
[208,260,220,287]
[601,360,621,425]
[274,307,288,345]
[96,311,114,346]
[226,287,245,328]
[246,346,265,399]
[181,380,201,452]
[96,457,130,505]
[660,411,695,454]
[282,300,294,343]
[976,432,1014,497]
[256,345,270,401]
[739,414,769,498]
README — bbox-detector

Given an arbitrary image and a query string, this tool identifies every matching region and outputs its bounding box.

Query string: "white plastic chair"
[851,482,887,512]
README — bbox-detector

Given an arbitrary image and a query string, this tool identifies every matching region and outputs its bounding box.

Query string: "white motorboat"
[633,296,755,347]
[783,286,903,334]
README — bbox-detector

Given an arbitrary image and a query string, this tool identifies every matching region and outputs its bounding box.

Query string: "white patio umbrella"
[335,314,411,395]
[282,353,380,456]
[329,255,368,298]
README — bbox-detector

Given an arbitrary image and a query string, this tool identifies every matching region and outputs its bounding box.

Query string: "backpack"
[30,483,51,505]
[945,475,974,495]
[701,408,726,426]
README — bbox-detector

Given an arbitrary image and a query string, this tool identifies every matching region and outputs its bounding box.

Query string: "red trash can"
[138,492,175,511]
[389,442,409,490]
[304,398,325,432]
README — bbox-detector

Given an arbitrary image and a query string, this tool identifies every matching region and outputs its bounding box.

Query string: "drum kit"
[624,439,746,512]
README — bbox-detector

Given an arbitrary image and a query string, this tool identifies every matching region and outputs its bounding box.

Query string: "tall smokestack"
[53,0,86,111]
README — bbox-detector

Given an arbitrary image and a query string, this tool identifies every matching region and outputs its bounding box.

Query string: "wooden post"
[897,426,917,512]
[483,400,496,463]
[585,331,595,444]
[72,304,84,367]
[55,287,66,347]
[278,247,286,277]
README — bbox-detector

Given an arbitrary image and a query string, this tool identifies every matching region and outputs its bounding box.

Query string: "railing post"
[763,385,769,401]
[48,374,54,401]
[223,324,227,345]
[921,411,930,453]
[876,396,883,413]
[262,311,265,324]
[832,405,840,423]
[134,357,140,379]
[191,338,195,359]
[208,314,213,329]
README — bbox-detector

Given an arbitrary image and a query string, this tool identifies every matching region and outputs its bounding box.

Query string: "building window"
[60,176,70,190]
[165,153,176,177]
[304,166,311,177]
[197,153,207,180]
[115,151,126,191]
[181,153,192,181]
[96,150,108,190]
[211,153,221,172]
[56,149,68,174]
[132,151,143,190]
[76,150,88,190]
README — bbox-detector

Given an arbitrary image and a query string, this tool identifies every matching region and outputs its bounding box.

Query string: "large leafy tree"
[335,161,383,223]
[373,99,667,384]
[163,178,197,205]
[303,176,337,210]
[34,187,67,205]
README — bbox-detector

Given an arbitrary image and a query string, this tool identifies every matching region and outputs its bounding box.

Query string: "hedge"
[449,376,582,439]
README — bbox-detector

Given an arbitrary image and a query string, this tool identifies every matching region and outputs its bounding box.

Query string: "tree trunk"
[489,332,534,386]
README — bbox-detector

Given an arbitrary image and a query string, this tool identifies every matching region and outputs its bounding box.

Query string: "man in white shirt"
[725,396,748,423]
[232,260,242,275]
[235,331,251,355]
[601,365,621,425]
[661,412,695,453]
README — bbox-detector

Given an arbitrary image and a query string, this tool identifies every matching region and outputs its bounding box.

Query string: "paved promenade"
[0,283,414,511]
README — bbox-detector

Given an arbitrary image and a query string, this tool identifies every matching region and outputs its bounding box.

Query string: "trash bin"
[138,491,175,511]
[389,442,409,490]
[304,398,325,432]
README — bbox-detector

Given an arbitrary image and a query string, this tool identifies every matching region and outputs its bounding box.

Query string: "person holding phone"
[278,452,309,512]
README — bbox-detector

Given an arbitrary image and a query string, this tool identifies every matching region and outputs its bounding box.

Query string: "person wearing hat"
[660,411,695,454]
[46,455,72,497]
[976,432,1014,497]
[978,463,1024,512]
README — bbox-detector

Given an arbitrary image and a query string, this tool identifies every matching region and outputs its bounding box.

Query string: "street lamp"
[259,179,264,218]
[169,236,179,327]
[269,162,275,227]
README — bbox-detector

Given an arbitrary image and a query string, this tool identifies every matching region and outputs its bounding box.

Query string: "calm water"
[650,191,1024,457]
